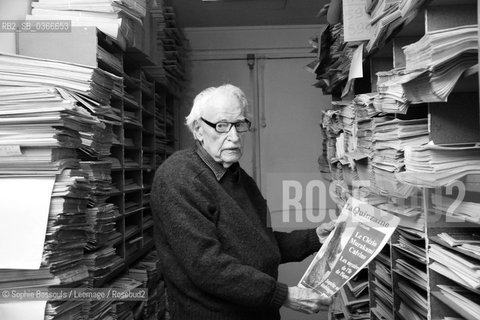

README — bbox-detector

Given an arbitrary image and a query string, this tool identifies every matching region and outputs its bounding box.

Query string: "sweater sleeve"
[273,229,322,263]
[152,168,288,310]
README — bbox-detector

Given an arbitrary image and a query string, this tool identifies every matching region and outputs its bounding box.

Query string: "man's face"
[195,92,247,168]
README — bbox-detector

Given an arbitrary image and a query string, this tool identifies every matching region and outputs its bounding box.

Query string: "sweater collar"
[195,141,227,181]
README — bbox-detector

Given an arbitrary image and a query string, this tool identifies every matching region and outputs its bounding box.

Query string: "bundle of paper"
[374,69,410,114]
[84,246,122,282]
[43,170,91,285]
[78,161,120,253]
[397,280,428,319]
[430,243,480,290]
[434,285,480,320]
[0,268,60,289]
[392,234,426,263]
[377,202,424,231]
[397,144,480,187]
[403,25,478,71]
[372,118,429,150]
[29,0,146,45]
[366,3,403,53]
[0,53,119,105]
[401,54,478,103]
[393,258,427,290]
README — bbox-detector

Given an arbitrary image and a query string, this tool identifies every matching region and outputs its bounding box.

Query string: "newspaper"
[299,197,400,297]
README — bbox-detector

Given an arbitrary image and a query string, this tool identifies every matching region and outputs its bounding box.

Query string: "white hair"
[185,84,249,139]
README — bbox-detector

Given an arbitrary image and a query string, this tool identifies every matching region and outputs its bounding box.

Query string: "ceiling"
[168,0,331,28]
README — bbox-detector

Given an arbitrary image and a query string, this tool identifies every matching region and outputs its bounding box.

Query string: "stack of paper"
[43,170,91,285]
[29,0,146,46]
[400,54,478,103]
[377,201,424,232]
[366,0,429,53]
[309,23,359,95]
[393,258,428,290]
[370,118,428,197]
[393,233,426,263]
[45,299,86,320]
[374,69,410,114]
[352,93,378,119]
[339,286,370,320]
[366,1,403,53]
[434,285,480,320]
[152,5,188,93]
[392,25,479,103]
[372,118,428,151]
[0,53,119,105]
[397,280,428,320]
[128,251,165,319]
[403,25,478,71]
[80,161,121,252]
[371,272,393,320]
[430,243,480,290]
[84,246,122,284]
[356,116,393,158]
[397,144,480,187]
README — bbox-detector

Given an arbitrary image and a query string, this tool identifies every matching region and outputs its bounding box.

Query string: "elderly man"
[152,84,333,320]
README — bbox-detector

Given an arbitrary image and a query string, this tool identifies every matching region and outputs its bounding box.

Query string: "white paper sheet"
[0,175,56,269]
[0,301,47,320]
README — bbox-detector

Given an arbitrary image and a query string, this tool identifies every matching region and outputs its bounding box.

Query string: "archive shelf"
[17,26,179,287]
[318,0,479,319]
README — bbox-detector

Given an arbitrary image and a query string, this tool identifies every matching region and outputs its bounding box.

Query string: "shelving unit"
[18,26,179,288]
[316,1,480,319]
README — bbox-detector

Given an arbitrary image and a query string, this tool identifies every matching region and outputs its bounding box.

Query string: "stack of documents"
[434,284,480,320]
[29,0,147,45]
[366,1,403,53]
[400,54,478,103]
[43,169,91,285]
[397,144,480,187]
[393,258,427,290]
[108,275,144,319]
[372,118,428,152]
[79,161,121,252]
[377,201,424,232]
[374,69,410,114]
[393,233,426,263]
[84,246,122,284]
[397,280,428,320]
[352,93,378,119]
[392,25,479,103]
[356,116,392,158]
[45,299,86,320]
[151,5,187,93]
[339,285,370,320]
[366,0,429,53]
[371,259,394,320]
[403,25,478,71]
[370,118,428,197]
[0,53,119,105]
[430,243,480,291]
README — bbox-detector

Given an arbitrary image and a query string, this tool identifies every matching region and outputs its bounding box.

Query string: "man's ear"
[193,119,203,143]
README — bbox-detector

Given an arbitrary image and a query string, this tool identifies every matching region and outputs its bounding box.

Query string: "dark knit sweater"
[151,146,321,320]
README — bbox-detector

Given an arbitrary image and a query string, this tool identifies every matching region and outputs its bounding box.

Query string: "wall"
[184,25,336,320]
[0,0,30,53]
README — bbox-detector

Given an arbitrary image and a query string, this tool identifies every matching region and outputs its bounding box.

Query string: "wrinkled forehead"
[202,91,245,120]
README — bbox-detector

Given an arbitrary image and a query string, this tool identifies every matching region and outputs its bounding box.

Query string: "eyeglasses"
[201,117,251,133]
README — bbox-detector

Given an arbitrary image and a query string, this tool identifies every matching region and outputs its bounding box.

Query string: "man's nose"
[226,125,240,142]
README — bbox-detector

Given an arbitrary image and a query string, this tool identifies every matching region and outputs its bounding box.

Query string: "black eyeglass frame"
[200,117,252,133]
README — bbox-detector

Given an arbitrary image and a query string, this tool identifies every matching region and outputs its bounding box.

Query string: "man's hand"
[283,286,332,314]
[316,220,336,244]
